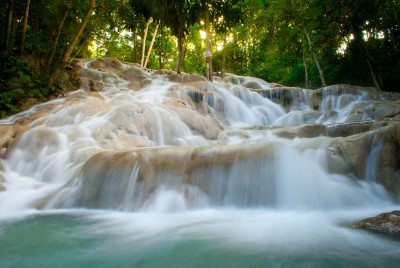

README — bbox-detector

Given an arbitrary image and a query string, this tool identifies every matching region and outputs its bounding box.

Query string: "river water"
[0,61,399,267]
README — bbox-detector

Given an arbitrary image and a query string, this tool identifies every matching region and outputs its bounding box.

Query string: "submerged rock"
[353,211,400,237]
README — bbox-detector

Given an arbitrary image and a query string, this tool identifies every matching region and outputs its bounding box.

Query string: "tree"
[210,0,244,76]
[144,21,159,69]
[132,0,202,73]
[47,1,73,69]
[50,0,96,83]
[4,0,15,53]
[61,0,96,65]
[19,0,31,56]
[141,17,153,67]
[204,0,212,81]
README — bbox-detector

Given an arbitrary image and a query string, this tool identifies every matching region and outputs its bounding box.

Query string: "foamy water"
[0,61,398,267]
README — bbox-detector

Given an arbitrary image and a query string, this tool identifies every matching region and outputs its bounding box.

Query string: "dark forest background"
[1,0,399,116]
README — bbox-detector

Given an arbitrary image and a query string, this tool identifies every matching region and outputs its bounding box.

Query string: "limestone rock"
[121,65,150,82]
[353,211,400,237]
[326,121,374,137]
[170,106,223,140]
[223,75,240,85]
[169,73,206,83]
[20,98,40,111]
[74,142,277,209]
[80,77,104,92]
[83,96,113,116]
[327,124,400,197]
[242,80,263,90]
[370,99,400,119]
[0,124,29,158]
[89,58,125,72]
[274,124,327,139]
[320,84,379,98]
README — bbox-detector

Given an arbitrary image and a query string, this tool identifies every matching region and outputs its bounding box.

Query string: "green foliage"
[1,0,399,119]
[0,53,55,117]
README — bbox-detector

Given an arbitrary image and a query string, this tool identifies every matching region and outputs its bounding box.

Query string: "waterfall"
[1,59,399,267]
[365,138,384,182]
[0,61,395,214]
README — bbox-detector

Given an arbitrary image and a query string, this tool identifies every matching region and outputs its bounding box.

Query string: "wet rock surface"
[1,57,400,206]
[354,211,400,237]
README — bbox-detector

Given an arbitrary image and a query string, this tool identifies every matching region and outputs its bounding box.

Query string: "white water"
[0,61,398,266]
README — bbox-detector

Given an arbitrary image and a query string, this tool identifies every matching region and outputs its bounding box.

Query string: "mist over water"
[0,61,399,267]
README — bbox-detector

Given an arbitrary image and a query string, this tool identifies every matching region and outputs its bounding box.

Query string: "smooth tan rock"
[75,142,277,208]
[0,124,29,157]
[242,80,263,90]
[127,82,141,91]
[274,124,327,139]
[20,98,40,111]
[89,58,125,72]
[121,66,149,82]
[326,121,374,137]
[170,106,223,140]
[169,73,207,83]
[83,96,112,116]
[223,75,240,85]
[354,210,400,237]
[326,123,400,197]
[371,99,400,119]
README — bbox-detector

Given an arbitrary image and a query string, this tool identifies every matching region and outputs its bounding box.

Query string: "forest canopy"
[1,0,399,116]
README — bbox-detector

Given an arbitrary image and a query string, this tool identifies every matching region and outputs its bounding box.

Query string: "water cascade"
[0,58,399,267]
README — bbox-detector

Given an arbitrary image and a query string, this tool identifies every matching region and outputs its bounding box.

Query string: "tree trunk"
[5,0,15,53]
[144,22,159,69]
[19,0,31,56]
[61,0,95,64]
[132,21,138,63]
[119,0,125,18]
[50,0,95,83]
[352,24,381,90]
[159,25,164,69]
[47,5,71,70]
[303,49,310,88]
[141,17,153,68]
[176,26,184,73]
[304,28,326,87]
[366,59,381,90]
[221,32,227,78]
[204,1,213,81]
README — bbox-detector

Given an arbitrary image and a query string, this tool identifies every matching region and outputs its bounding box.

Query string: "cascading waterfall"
[0,59,399,267]
[365,138,384,183]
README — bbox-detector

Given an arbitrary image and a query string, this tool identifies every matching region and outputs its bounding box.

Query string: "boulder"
[353,210,400,237]
[169,106,223,140]
[370,99,400,119]
[20,98,40,111]
[89,58,125,72]
[320,84,379,98]
[73,142,277,209]
[257,87,309,108]
[327,124,400,197]
[80,77,104,92]
[0,124,29,158]
[121,65,150,82]
[274,124,327,139]
[242,80,263,90]
[83,96,113,116]
[223,75,240,85]
[326,121,374,137]
[169,73,207,83]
